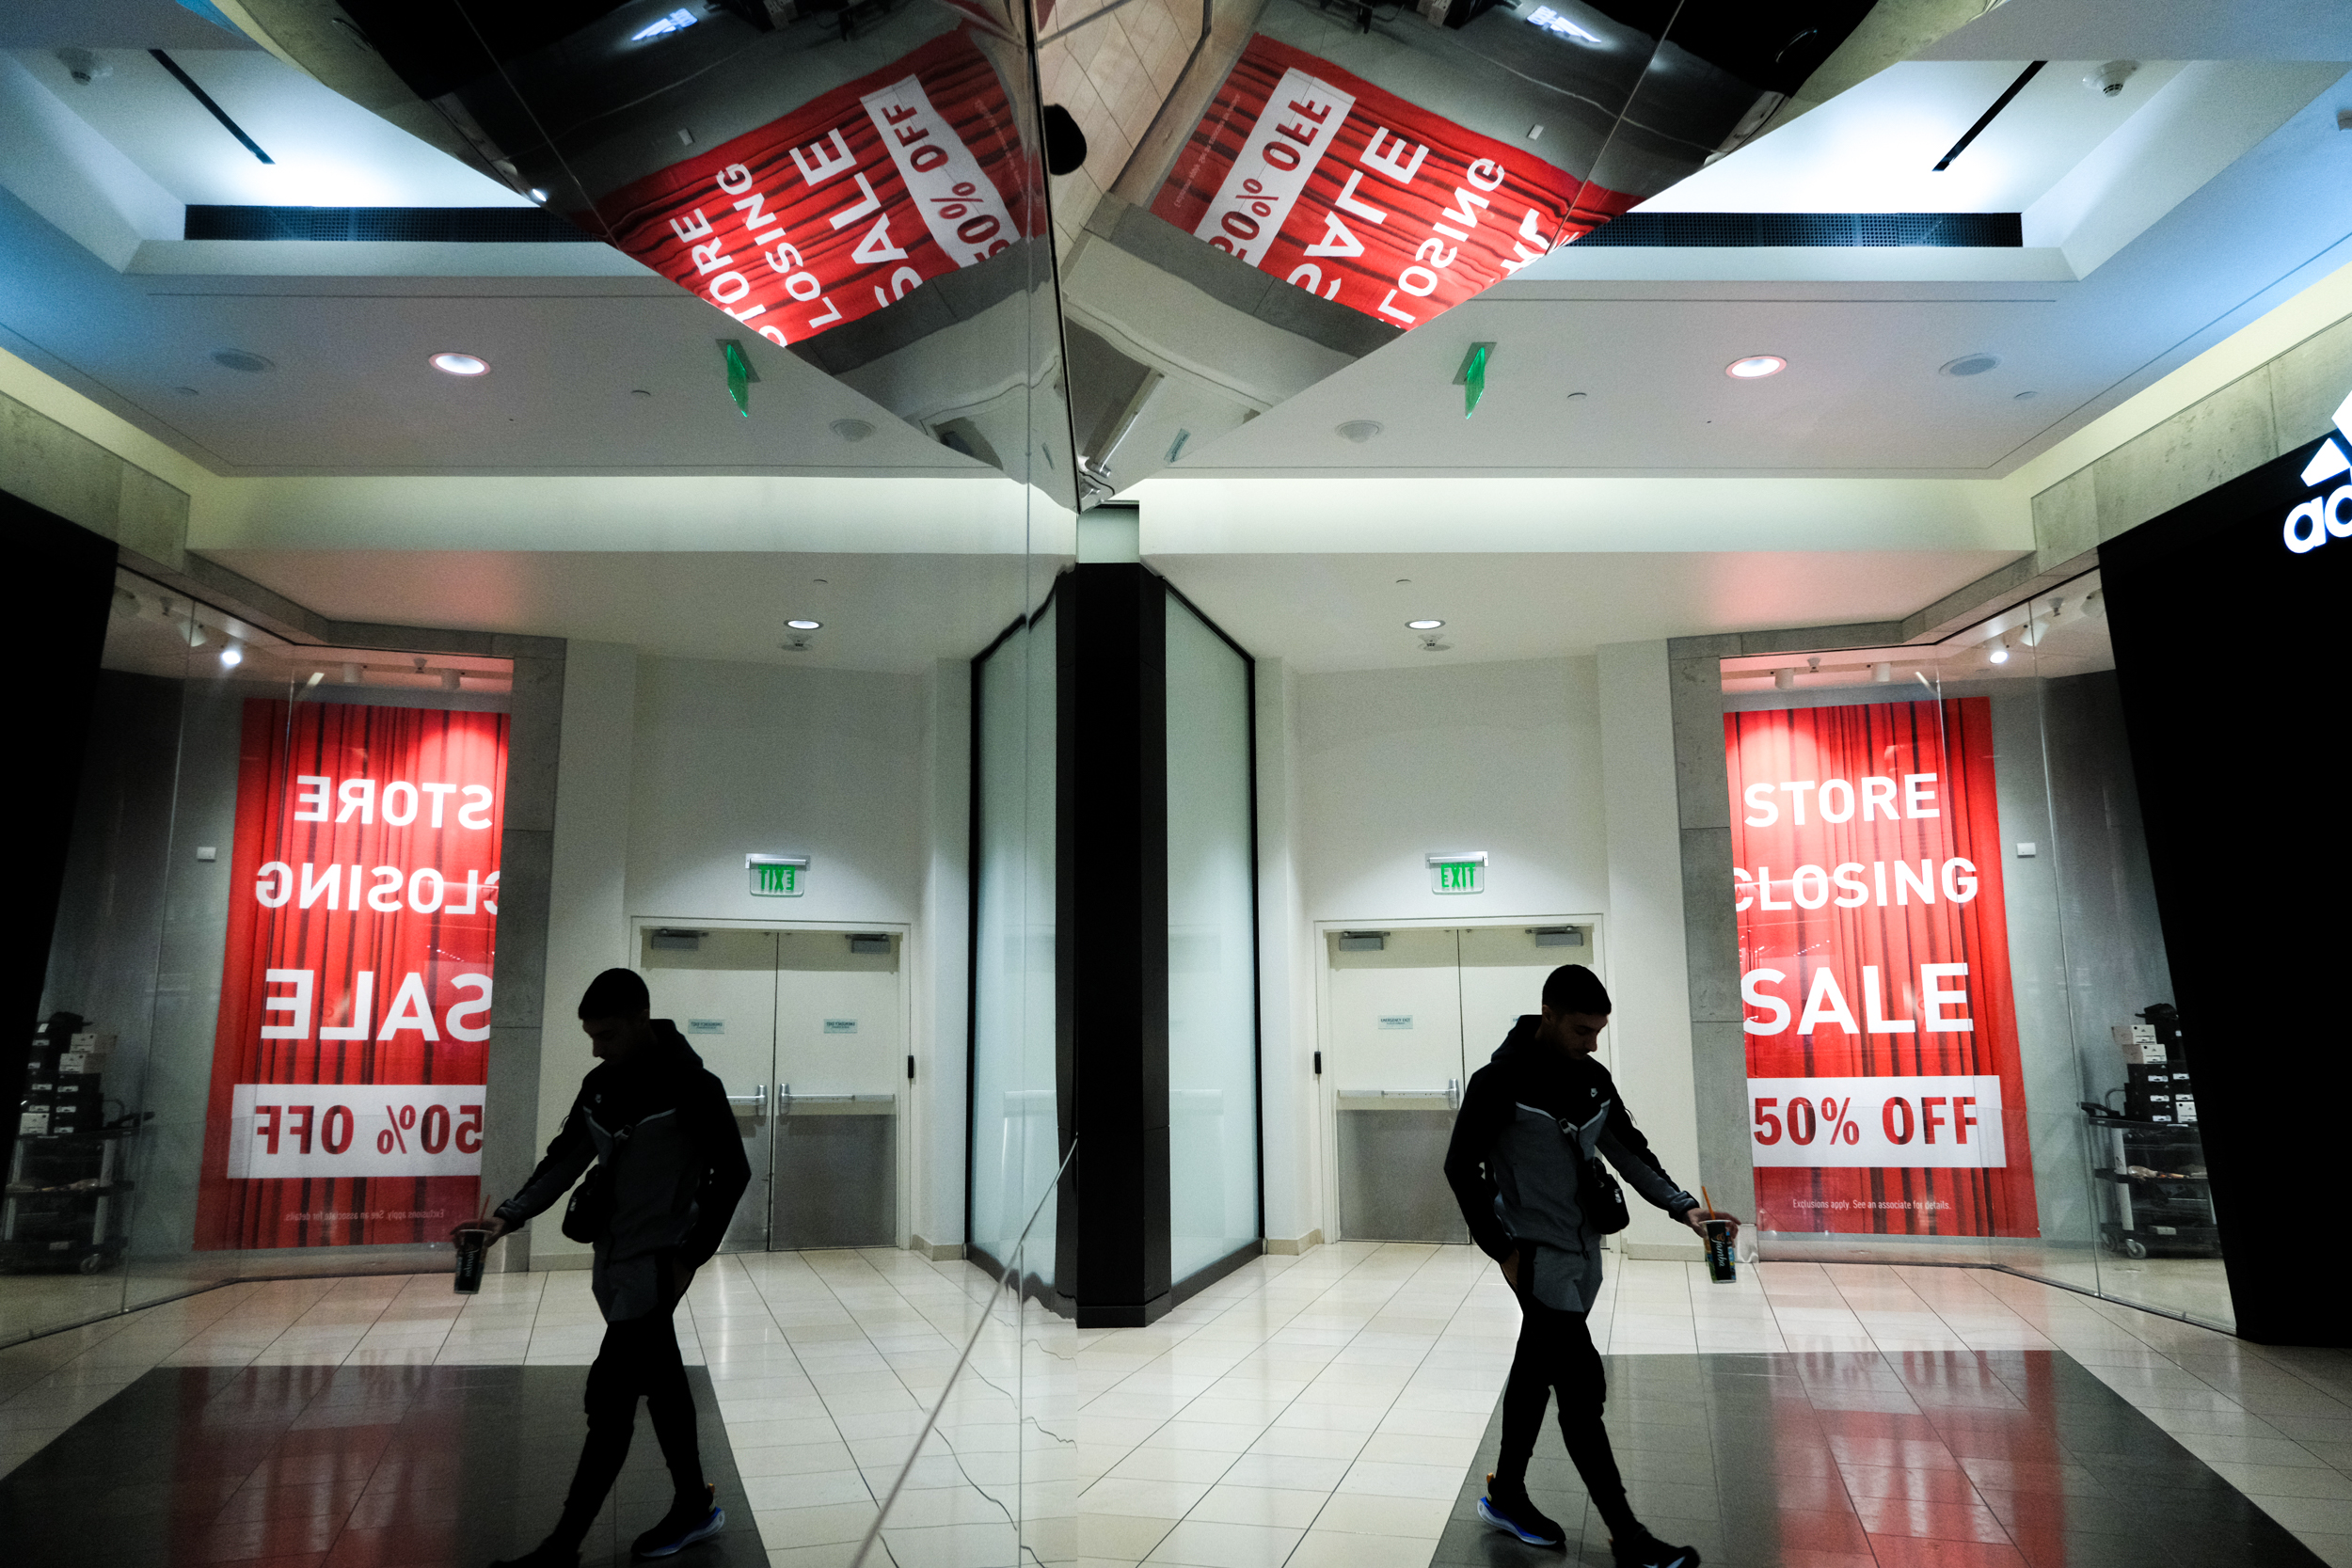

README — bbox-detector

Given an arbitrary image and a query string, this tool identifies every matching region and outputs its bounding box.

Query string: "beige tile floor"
[2,1245,2348,1568]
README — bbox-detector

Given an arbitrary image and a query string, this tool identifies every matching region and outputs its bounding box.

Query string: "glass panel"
[126,639,516,1308]
[1714,578,2222,1328]
[2007,577,2217,1327]
[970,595,1061,1283]
[855,1144,1074,1568]
[1163,594,1257,1279]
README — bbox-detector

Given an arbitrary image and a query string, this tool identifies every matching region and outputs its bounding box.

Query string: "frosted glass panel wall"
[1165,596,1259,1279]
[969,601,1059,1280]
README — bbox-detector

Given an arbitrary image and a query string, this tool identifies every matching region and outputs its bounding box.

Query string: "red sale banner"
[595,29,1032,349]
[1150,35,1634,330]
[1725,699,2038,1238]
[196,701,507,1250]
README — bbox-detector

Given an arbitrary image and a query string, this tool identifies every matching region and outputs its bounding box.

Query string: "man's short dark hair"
[579,968,650,1019]
[1542,963,1611,1016]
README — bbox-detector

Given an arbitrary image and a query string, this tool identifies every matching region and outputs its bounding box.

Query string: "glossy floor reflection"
[0,1362,765,1567]
[1433,1350,2328,1568]
[2,1249,2349,1568]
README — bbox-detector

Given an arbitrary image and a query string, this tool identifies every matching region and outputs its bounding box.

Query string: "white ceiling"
[199,550,1051,673]
[8,45,529,208]
[1639,60,2190,216]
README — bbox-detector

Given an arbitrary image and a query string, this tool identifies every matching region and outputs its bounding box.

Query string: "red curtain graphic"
[1150,35,1634,332]
[195,701,507,1250]
[1725,699,2038,1238]
[593,29,1033,351]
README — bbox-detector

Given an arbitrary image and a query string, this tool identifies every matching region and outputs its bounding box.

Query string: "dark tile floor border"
[1431,1349,2328,1568]
[0,1363,770,1568]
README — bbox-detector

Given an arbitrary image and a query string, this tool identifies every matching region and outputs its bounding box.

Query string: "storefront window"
[8,569,514,1345]
[1716,571,2216,1328]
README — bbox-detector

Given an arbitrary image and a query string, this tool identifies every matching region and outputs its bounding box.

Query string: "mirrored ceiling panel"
[317,0,1073,506]
[215,0,1892,504]
[1048,0,1881,497]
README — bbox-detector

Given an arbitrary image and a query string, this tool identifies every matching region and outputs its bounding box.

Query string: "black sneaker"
[488,1544,579,1568]
[1475,1473,1565,1548]
[632,1482,725,1559]
[1612,1530,1701,1568]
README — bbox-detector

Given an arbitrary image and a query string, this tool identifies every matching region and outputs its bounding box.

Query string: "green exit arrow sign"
[1426,850,1487,895]
[747,854,807,896]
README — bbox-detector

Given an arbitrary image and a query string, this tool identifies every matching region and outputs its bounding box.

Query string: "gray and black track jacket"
[496,1022,750,1323]
[1443,1016,1697,1313]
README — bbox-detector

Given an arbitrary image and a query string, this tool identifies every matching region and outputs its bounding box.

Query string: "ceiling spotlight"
[830,418,875,442]
[341,661,363,685]
[1941,354,2001,377]
[1337,420,1384,443]
[1725,356,1786,379]
[219,642,244,668]
[305,672,324,689]
[431,352,491,376]
[112,588,142,619]
[441,669,462,691]
[184,621,208,649]
[529,188,549,202]
[786,619,822,631]
[1986,637,2011,665]
[1406,618,1444,630]
[1773,668,1795,689]
[1871,661,1893,683]
[2081,589,2105,619]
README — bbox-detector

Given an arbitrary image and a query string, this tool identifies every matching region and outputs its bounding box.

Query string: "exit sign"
[748,854,807,896]
[1427,850,1486,895]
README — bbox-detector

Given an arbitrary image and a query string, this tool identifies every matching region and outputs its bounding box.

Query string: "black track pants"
[552,1258,705,1545]
[1497,1282,1639,1537]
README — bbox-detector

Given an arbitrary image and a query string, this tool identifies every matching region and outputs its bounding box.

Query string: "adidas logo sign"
[2284,388,2352,554]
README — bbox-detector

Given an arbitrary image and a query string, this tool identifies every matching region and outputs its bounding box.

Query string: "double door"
[1324,924,1597,1242]
[639,926,904,1252]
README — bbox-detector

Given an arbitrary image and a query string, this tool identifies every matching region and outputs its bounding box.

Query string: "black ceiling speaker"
[1042,104,1087,177]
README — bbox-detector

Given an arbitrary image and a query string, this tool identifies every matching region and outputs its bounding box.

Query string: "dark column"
[2102,436,2352,1347]
[1055,564,1170,1327]
[4,495,119,1190]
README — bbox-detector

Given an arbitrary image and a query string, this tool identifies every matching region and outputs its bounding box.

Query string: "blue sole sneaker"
[632,1484,726,1559]
[1476,1475,1565,1548]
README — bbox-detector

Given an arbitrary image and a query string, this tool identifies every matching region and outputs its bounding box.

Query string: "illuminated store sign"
[197,703,507,1250]
[1726,699,2039,1238]
[2282,390,2352,554]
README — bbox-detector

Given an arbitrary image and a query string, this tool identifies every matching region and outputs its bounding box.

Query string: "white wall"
[1265,653,1704,1255]
[531,651,967,1264]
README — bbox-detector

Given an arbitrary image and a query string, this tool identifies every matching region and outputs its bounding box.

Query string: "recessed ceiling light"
[431,352,490,376]
[219,643,244,668]
[1406,618,1444,630]
[786,619,822,631]
[829,418,875,442]
[1941,354,2001,377]
[211,349,274,373]
[1337,420,1383,443]
[173,386,199,397]
[529,188,549,202]
[629,388,653,400]
[1565,391,1588,402]
[1725,356,1786,379]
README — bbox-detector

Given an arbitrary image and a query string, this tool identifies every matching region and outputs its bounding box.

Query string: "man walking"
[455,968,751,1566]
[1443,963,1737,1568]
